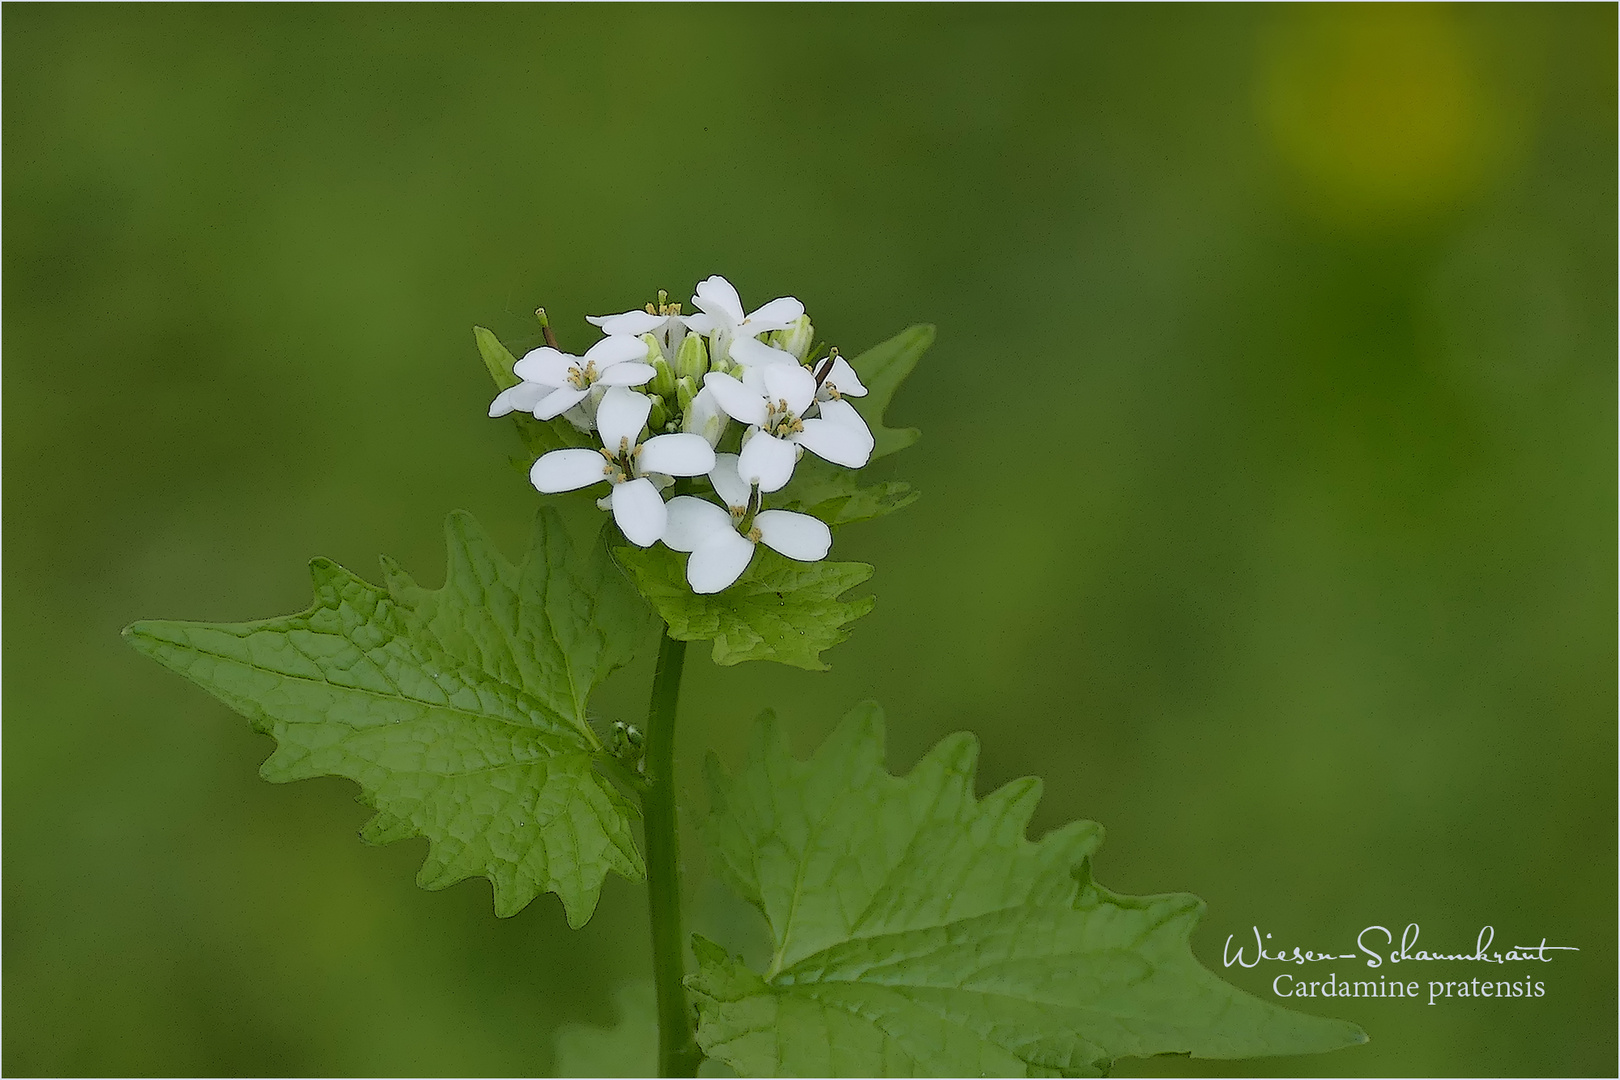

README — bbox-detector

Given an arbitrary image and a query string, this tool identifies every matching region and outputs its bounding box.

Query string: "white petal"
[489,381,548,418]
[817,396,873,437]
[761,363,817,415]
[610,477,668,547]
[663,496,732,552]
[681,312,719,335]
[693,275,745,323]
[703,372,767,427]
[824,356,868,397]
[687,530,756,594]
[639,433,716,478]
[708,453,753,508]
[739,364,770,394]
[584,335,651,367]
[597,361,656,387]
[533,384,591,421]
[737,431,798,493]
[796,399,873,468]
[513,347,575,387]
[586,310,666,336]
[754,510,831,562]
[596,385,651,450]
[531,449,610,493]
[744,296,805,333]
[729,336,797,368]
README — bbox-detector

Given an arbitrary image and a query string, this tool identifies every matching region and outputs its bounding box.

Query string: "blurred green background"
[5,5,1613,1076]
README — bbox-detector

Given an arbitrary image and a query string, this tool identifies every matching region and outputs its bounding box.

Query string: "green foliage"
[691,706,1368,1077]
[614,545,875,671]
[383,511,654,736]
[774,456,920,527]
[124,510,653,926]
[846,324,933,461]
[476,325,524,392]
[554,983,659,1077]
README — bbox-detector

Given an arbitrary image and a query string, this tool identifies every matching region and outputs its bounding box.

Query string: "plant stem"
[644,631,701,1077]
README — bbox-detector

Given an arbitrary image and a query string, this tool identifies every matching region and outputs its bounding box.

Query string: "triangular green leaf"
[614,545,874,671]
[125,511,652,926]
[774,455,920,527]
[847,324,933,461]
[691,706,1368,1077]
[554,982,659,1077]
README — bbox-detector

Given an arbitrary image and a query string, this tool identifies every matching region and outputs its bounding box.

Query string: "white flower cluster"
[490,275,874,593]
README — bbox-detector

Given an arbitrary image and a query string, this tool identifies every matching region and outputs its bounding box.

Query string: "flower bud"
[650,356,677,399]
[769,315,814,361]
[675,375,698,415]
[639,332,664,364]
[646,394,669,432]
[675,330,709,382]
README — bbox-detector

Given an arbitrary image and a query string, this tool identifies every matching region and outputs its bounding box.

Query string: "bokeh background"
[5,5,1614,1076]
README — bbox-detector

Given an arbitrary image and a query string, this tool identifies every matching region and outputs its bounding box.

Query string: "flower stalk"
[642,631,701,1077]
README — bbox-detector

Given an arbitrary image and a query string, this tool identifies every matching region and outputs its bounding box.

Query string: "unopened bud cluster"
[490,275,874,593]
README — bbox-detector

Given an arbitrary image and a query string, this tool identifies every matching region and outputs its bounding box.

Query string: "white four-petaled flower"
[663,454,832,594]
[493,276,881,592]
[703,361,874,492]
[682,275,805,364]
[514,337,655,421]
[529,386,715,546]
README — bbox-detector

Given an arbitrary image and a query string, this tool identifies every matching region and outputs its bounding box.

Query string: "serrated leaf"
[475,324,595,459]
[848,324,933,460]
[614,545,874,671]
[690,706,1368,1077]
[125,511,652,926]
[774,455,920,527]
[554,982,659,1077]
[383,510,654,738]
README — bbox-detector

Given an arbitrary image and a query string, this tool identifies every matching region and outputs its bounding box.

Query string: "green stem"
[644,631,701,1077]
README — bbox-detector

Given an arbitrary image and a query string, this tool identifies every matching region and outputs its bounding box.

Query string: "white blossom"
[702,361,874,492]
[529,386,715,546]
[683,275,804,365]
[486,280,888,594]
[515,337,655,421]
[663,456,831,594]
